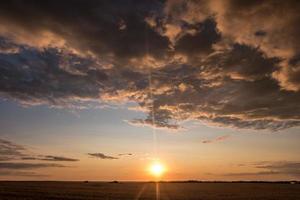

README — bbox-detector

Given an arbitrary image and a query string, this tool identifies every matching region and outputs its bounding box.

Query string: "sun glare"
[149,162,166,177]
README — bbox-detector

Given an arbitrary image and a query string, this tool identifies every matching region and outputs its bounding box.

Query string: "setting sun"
[149,162,166,177]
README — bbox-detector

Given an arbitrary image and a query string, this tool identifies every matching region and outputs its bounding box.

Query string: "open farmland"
[0,181,299,200]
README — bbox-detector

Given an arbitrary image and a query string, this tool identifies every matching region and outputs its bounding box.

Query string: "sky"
[0,0,300,181]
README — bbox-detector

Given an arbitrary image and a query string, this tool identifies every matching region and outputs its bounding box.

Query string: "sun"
[149,162,166,177]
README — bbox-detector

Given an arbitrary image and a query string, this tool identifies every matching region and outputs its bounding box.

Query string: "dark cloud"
[0,37,20,53]
[254,30,267,37]
[212,0,300,91]
[202,44,280,81]
[174,18,221,57]
[0,162,65,169]
[0,1,300,131]
[88,153,118,160]
[0,47,104,107]
[0,0,170,63]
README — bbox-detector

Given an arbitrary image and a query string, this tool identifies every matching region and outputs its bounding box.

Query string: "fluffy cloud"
[0,1,300,131]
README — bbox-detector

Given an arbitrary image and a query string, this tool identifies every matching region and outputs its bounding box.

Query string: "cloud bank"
[0,0,300,131]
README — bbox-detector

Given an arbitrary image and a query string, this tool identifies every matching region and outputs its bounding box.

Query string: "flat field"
[0,181,299,200]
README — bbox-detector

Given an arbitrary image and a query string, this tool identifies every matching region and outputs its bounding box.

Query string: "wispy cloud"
[0,139,26,158]
[0,162,65,170]
[118,153,133,156]
[0,138,78,177]
[0,170,48,177]
[88,153,118,160]
[0,138,79,162]
[202,135,231,144]
[21,155,79,162]
[220,161,300,178]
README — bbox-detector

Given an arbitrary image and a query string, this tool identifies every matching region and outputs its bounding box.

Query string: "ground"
[0,181,299,200]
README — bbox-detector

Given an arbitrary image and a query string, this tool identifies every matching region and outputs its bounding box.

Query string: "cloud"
[127,119,181,130]
[174,18,221,57]
[0,156,14,161]
[0,162,65,169]
[88,153,118,160]
[255,161,300,177]
[0,139,26,159]
[118,153,133,156]
[210,0,300,92]
[0,170,47,177]
[222,161,300,178]
[202,134,231,144]
[0,1,300,131]
[0,138,79,162]
[0,1,169,63]
[221,171,280,177]
[21,155,79,162]
[0,138,77,177]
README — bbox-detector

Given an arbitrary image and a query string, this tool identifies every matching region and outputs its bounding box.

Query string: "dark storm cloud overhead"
[0,162,65,169]
[212,0,300,91]
[88,153,119,160]
[174,18,221,57]
[0,0,170,62]
[0,37,20,53]
[1,1,300,131]
[202,44,281,81]
[0,46,105,107]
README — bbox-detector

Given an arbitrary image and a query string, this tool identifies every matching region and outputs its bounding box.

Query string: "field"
[0,181,299,200]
